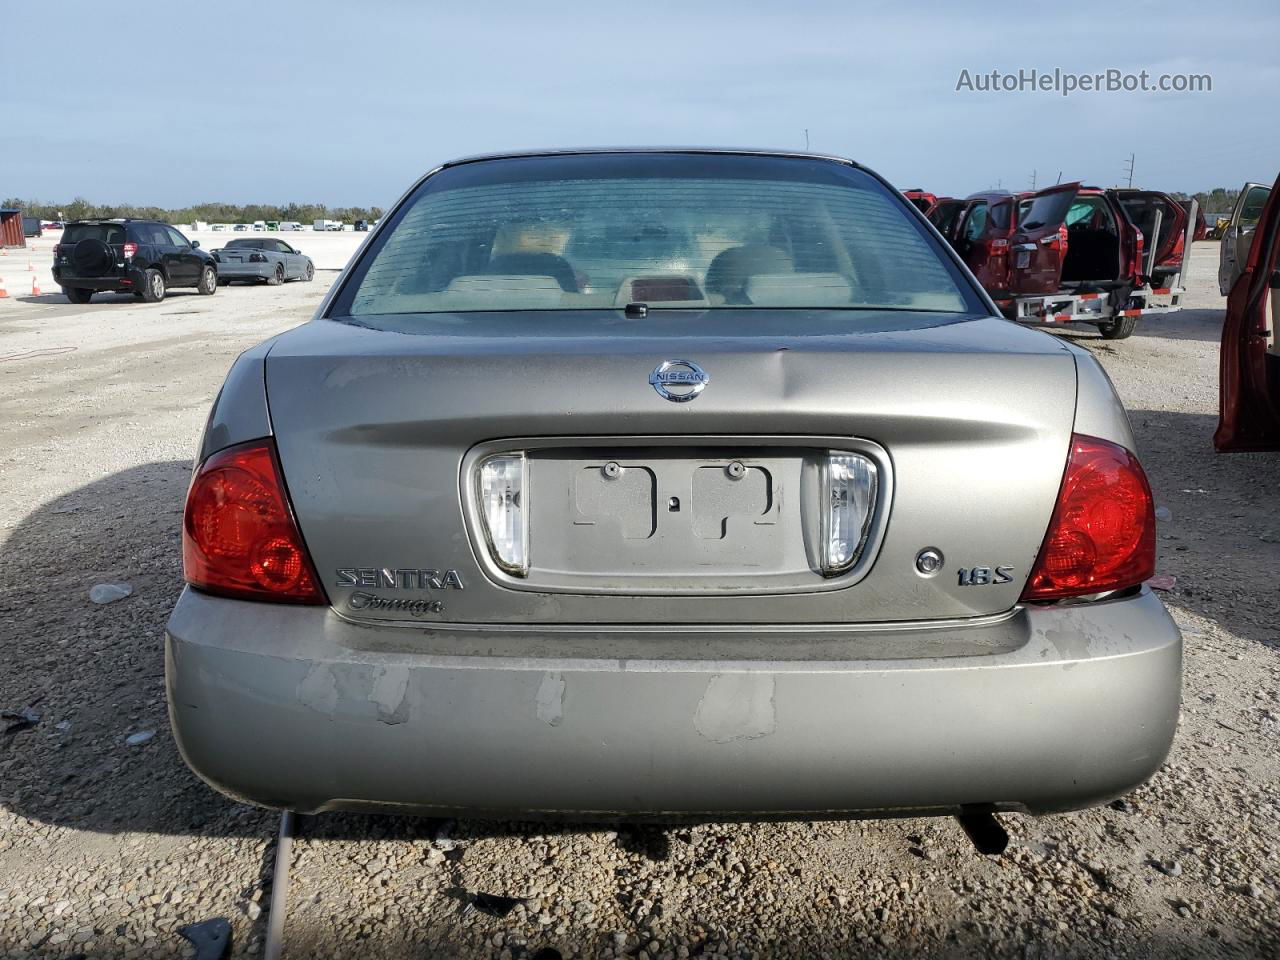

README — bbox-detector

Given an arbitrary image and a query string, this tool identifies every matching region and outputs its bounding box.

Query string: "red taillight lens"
[1020,435,1156,602]
[53,243,61,258]
[986,237,1009,255]
[182,440,325,604]
[122,242,137,259]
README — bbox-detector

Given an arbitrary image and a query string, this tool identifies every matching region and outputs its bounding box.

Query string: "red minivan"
[1216,171,1280,452]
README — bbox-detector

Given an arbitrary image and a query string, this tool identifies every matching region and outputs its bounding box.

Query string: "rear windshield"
[334,154,979,317]
[1020,190,1077,231]
[225,238,267,249]
[61,223,125,245]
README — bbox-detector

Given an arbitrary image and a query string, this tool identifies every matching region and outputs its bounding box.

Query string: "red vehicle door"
[1215,172,1280,452]
[978,197,1016,293]
[1114,190,1188,281]
[1008,183,1079,295]
[927,199,965,241]
[953,197,1017,294]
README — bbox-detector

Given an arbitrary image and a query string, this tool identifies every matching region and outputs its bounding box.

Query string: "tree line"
[3,188,1250,224]
[2,197,385,225]
[1167,188,1240,218]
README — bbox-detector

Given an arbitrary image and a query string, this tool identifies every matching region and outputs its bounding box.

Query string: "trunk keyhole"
[668,496,680,511]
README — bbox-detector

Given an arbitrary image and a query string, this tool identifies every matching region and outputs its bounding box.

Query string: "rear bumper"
[215,261,273,280]
[166,588,1182,820]
[52,265,144,290]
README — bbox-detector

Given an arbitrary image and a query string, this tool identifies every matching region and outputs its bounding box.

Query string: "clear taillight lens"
[821,451,877,575]
[478,454,528,576]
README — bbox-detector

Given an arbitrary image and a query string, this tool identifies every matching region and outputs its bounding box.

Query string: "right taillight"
[183,439,325,604]
[1020,434,1155,602]
[122,242,137,259]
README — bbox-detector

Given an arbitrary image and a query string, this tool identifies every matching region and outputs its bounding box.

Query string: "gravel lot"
[1,240,1277,959]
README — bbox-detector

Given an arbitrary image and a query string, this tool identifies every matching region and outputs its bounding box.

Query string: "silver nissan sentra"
[166,149,1181,827]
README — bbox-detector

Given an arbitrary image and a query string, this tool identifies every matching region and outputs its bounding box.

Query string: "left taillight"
[1020,435,1155,602]
[183,439,326,604]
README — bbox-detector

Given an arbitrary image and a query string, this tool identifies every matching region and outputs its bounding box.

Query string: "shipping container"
[0,209,27,248]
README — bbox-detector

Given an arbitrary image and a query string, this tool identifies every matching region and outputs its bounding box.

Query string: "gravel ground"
[1,241,1277,959]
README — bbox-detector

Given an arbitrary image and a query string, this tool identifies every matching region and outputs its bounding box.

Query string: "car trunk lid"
[265,311,1079,625]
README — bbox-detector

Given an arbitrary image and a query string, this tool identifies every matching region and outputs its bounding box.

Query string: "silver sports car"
[167,149,1180,828]
[211,237,314,285]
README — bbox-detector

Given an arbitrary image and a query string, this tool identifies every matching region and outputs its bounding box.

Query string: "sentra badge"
[336,568,464,590]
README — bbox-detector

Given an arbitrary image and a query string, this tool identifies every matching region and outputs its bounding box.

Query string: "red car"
[1216,171,1280,452]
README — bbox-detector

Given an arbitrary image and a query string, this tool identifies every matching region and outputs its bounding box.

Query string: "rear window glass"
[226,238,267,249]
[989,201,1012,231]
[61,223,125,245]
[1021,191,1077,231]
[335,155,978,317]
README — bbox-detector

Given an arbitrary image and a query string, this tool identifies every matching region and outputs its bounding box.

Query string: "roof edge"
[438,146,858,169]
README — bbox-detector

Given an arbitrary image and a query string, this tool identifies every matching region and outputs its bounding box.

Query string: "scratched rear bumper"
[165,587,1181,819]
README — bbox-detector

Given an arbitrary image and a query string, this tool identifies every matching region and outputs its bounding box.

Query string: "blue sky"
[4,0,1277,207]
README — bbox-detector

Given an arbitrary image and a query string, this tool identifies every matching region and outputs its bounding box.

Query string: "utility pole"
[804,129,810,151]
[1055,170,1062,184]
[1124,153,1135,188]
[1029,170,1037,190]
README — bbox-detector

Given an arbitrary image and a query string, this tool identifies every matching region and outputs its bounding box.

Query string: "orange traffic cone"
[27,261,33,271]
[0,276,8,297]
[31,275,41,296]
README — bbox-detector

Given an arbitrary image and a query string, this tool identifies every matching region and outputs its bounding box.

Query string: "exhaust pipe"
[956,810,1008,856]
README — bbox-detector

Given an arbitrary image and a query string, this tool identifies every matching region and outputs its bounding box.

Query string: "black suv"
[53,219,218,303]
